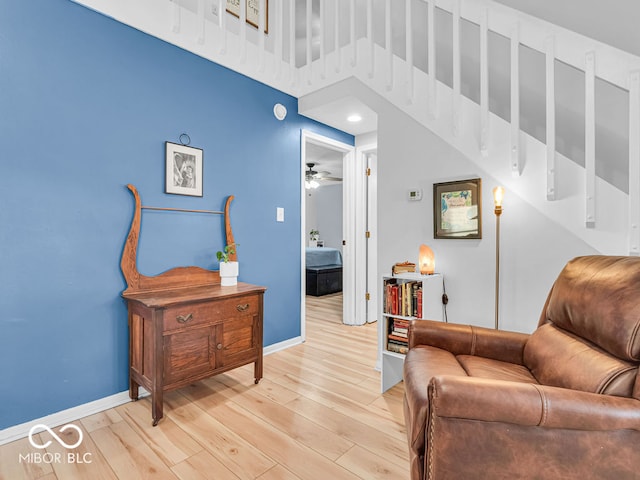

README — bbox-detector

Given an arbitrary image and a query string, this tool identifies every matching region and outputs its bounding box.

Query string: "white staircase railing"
[73,0,640,255]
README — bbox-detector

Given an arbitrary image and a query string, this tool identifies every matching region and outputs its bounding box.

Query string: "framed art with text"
[433,178,482,239]
[165,142,203,197]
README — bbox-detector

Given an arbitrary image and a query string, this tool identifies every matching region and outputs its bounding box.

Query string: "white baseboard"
[1,338,303,446]
[264,336,303,355]
[0,388,150,446]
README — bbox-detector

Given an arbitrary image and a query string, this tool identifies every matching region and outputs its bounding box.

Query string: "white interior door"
[342,147,359,325]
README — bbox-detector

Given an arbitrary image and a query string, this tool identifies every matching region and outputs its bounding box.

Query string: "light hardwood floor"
[1,293,408,480]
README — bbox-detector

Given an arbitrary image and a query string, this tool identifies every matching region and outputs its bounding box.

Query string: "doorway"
[301,130,377,339]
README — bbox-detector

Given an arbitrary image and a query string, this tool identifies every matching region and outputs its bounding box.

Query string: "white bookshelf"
[380,272,444,392]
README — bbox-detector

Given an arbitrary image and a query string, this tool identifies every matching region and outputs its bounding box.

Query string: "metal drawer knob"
[176,313,193,323]
[217,343,223,350]
[236,303,250,312]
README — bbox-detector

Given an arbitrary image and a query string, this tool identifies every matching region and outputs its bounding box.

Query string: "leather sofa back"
[524,323,637,396]
[539,256,640,361]
[534,256,640,398]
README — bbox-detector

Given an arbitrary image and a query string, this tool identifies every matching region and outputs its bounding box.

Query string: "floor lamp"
[493,186,504,330]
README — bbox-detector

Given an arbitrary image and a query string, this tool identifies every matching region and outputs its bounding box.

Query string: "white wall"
[305,184,343,250]
[377,106,597,334]
[301,78,610,334]
[305,188,318,246]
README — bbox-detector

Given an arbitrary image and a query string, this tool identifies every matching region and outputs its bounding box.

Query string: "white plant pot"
[309,240,318,247]
[219,261,238,286]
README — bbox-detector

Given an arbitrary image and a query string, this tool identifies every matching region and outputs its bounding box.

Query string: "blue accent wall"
[0,0,353,430]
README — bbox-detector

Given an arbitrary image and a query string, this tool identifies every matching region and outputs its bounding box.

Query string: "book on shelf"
[387,341,408,355]
[390,318,409,337]
[384,278,423,318]
[387,317,410,355]
[388,333,409,343]
[392,261,416,275]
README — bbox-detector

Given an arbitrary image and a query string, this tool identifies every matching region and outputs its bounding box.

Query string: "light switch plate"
[276,207,285,222]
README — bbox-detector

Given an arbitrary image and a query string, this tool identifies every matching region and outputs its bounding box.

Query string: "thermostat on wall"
[408,189,423,201]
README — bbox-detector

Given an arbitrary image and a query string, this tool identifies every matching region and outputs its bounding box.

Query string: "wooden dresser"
[120,185,266,425]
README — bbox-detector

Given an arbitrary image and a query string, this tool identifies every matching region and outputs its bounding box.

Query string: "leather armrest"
[408,319,529,365]
[430,375,640,431]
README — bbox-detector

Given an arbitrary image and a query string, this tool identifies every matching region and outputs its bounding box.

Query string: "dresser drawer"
[163,295,259,332]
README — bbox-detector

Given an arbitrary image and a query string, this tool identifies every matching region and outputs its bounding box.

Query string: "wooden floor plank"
[200,376,355,461]
[170,450,240,480]
[256,465,302,480]
[0,437,55,480]
[336,445,409,479]
[115,399,203,467]
[0,293,410,480]
[264,356,380,406]
[79,410,123,434]
[162,391,276,480]
[179,392,361,480]
[89,421,176,480]
[270,373,406,442]
[284,396,409,469]
[41,424,117,480]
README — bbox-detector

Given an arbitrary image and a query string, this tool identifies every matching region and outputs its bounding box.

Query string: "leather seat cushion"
[456,355,538,384]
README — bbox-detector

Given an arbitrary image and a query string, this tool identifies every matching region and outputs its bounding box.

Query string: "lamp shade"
[493,186,505,208]
[419,244,435,275]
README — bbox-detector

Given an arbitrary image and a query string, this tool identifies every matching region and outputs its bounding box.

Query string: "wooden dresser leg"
[254,358,263,384]
[151,390,163,426]
[129,379,139,401]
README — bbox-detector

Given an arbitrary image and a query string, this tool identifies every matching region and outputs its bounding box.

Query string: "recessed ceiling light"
[347,114,362,123]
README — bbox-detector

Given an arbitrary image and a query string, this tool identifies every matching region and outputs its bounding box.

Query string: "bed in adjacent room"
[305,247,343,296]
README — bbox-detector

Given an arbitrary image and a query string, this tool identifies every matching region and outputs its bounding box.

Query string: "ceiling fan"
[305,163,341,189]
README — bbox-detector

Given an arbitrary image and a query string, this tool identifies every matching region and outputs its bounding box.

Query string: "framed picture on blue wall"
[165,142,203,197]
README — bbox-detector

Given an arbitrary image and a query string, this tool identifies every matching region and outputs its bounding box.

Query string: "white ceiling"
[300,95,378,137]
[301,96,377,182]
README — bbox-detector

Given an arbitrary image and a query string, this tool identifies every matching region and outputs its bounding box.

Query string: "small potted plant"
[216,243,238,286]
[309,229,319,248]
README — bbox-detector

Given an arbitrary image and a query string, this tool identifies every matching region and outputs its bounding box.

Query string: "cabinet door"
[163,325,214,385]
[218,315,258,368]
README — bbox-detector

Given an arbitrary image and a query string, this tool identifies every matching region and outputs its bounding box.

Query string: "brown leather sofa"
[403,255,640,479]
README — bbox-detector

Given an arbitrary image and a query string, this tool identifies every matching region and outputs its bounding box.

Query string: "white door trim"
[357,144,378,325]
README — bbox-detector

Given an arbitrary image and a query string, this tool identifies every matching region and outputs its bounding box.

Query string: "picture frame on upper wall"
[433,178,482,239]
[226,0,269,33]
[165,142,203,197]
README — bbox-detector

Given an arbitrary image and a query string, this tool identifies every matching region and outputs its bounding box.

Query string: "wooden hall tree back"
[120,185,266,426]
